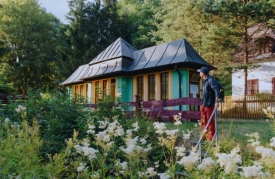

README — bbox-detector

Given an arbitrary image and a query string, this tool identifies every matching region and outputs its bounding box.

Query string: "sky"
[39,0,69,24]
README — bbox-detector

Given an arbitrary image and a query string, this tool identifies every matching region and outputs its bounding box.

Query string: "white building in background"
[231,25,275,96]
[232,60,275,96]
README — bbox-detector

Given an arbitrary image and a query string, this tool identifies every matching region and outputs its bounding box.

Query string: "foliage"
[0,0,61,96]
[0,90,90,156]
[1,94,275,178]
[204,0,275,95]
[117,0,160,49]
[57,0,127,80]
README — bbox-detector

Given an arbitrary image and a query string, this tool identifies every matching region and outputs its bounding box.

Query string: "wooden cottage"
[61,38,213,115]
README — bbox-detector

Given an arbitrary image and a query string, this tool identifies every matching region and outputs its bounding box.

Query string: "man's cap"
[197,67,209,74]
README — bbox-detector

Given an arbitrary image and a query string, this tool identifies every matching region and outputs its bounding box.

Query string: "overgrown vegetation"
[0,92,275,178]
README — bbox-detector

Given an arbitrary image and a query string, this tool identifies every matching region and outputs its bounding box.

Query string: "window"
[189,71,200,82]
[137,76,144,99]
[95,81,99,103]
[75,86,78,95]
[161,72,169,100]
[111,79,116,99]
[86,84,89,98]
[247,79,259,95]
[103,80,107,98]
[148,74,155,100]
[272,78,275,95]
[80,85,84,96]
[256,37,275,55]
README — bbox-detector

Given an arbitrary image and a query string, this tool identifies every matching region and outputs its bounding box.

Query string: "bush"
[0,90,90,156]
[1,90,275,178]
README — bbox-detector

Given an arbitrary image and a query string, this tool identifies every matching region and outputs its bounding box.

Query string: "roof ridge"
[89,38,136,65]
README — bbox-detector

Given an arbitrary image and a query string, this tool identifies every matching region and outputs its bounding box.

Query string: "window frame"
[247,79,259,95]
[160,72,169,100]
[103,80,107,98]
[86,84,89,98]
[95,81,100,103]
[137,76,144,99]
[80,85,84,96]
[148,74,156,100]
[111,78,116,99]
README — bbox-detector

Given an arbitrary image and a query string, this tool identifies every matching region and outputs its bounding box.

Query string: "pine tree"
[205,0,275,95]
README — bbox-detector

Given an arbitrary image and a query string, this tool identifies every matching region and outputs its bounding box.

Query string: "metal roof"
[61,38,213,86]
[89,37,136,65]
[61,64,90,85]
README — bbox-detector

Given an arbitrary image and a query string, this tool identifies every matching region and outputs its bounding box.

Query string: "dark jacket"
[202,76,220,107]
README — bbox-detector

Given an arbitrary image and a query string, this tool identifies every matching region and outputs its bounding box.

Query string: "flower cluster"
[177,148,200,171]
[173,113,182,126]
[239,161,270,178]
[74,141,99,160]
[263,106,275,118]
[15,105,26,113]
[216,146,242,174]
[197,157,216,174]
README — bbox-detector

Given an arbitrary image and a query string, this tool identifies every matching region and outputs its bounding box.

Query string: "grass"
[218,120,274,144]
[165,119,274,146]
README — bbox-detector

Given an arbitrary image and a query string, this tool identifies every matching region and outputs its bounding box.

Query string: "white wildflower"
[174,120,182,126]
[132,121,140,131]
[216,146,242,174]
[165,129,179,136]
[239,161,270,178]
[177,150,199,171]
[158,172,170,179]
[98,120,109,129]
[114,127,124,137]
[77,163,85,172]
[121,161,128,170]
[81,146,99,159]
[270,137,275,147]
[183,133,191,140]
[140,138,147,145]
[4,118,10,123]
[87,124,95,134]
[138,172,146,178]
[146,167,157,177]
[197,157,216,174]
[103,135,110,142]
[255,146,275,158]
[175,145,186,157]
[154,161,159,168]
[252,141,260,146]
[153,122,166,135]
[126,129,133,138]
[120,144,135,154]
[90,172,100,179]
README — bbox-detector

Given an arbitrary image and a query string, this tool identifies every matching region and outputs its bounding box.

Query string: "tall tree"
[151,0,236,64]
[117,0,160,49]
[204,0,275,95]
[57,0,125,79]
[0,0,60,97]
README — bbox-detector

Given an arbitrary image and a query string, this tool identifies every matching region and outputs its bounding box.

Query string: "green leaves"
[0,0,61,95]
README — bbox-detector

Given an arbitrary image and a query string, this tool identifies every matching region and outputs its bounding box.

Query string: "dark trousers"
[201,106,216,140]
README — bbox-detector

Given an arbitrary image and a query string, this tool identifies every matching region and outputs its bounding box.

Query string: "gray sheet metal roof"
[89,38,136,65]
[61,64,90,85]
[61,38,213,86]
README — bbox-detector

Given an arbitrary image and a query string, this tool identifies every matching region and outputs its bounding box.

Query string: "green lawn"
[166,119,274,145]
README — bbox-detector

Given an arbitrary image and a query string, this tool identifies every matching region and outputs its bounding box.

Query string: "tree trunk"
[243,12,249,117]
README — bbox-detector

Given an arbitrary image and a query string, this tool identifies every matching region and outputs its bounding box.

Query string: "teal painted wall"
[118,77,133,103]
[172,69,189,110]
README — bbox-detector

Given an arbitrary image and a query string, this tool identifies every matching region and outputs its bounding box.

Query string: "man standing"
[197,67,220,140]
